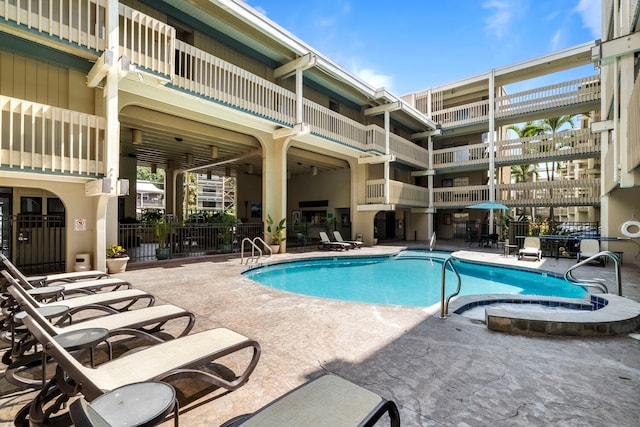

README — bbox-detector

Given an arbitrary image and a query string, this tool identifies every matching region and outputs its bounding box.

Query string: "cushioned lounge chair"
[333,231,364,249]
[518,237,542,261]
[318,231,351,251]
[577,239,605,265]
[4,283,196,388]
[20,313,260,424]
[220,374,400,427]
[1,255,132,295]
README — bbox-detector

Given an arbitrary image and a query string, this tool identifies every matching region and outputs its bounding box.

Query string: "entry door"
[0,192,11,258]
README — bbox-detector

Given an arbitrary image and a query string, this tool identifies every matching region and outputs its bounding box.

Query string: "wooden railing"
[433,185,489,208]
[433,128,600,170]
[365,179,429,207]
[496,179,600,207]
[119,4,175,77]
[0,0,107,51]
[628,73,640,171]
[303,99,366,151]
[0,95,106,176]
[427,76,600,129]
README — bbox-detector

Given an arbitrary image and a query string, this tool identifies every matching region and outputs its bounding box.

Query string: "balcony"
[433,128,600,172]
[430,76,600,130]
[433,185,489,209]
[365,179,429,207]
[0,95,106,177]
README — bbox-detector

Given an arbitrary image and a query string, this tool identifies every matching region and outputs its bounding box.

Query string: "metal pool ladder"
[440,256,462,318]
[240,237,272,265]
[564,250,623,295]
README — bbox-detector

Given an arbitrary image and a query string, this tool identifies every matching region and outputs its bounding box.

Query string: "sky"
[244,0,602,95]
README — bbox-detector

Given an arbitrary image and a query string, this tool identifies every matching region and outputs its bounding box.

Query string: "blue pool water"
[243,250,587,307]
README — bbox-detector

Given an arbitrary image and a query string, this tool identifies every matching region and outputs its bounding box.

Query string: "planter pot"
[155,247,171,260]
[269,244,280,254]
[106,256,129,274]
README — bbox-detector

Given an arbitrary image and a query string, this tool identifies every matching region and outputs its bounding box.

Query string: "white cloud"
[574,0,601,38]
[483,0,515,39]
[353,66,394,91]
[550,29,563,51]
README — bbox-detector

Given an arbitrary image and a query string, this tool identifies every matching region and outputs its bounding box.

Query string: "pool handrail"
[564,250,622,295]
[440,256,462,318]
[241,237,271,264]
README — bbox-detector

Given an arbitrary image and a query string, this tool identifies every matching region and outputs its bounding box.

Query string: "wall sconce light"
[186,153,193,164]
[206,170,212,180]
[132,129,143,145]
[311,166,318,176]
[210,146,218,159]
[150,163,157,174]
[247,164,254,174]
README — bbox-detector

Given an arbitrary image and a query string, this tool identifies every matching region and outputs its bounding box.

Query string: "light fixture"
[186,153,193,164]
[210,145,218,159]
[247,164,254,174]
[207,170,212,180]
[150,163,157,174]
[311,166,318,176]
[132,129,143,145]
[175,137,183,142]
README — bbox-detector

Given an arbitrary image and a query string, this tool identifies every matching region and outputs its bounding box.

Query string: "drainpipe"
[488,70,496,234]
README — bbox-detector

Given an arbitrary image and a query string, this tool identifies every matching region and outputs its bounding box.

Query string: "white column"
[488,70,496,234]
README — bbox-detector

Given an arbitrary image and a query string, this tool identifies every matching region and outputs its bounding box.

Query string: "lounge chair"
[19,313,260,425]
[333,231,364,249]
[1,255,132,296]
[220,374,400,427]
[1,270,154,316]
[577,239,605,266]
[4,283,195,387]
[318,231,351,251]
[518,237,542,261]
[1,253,110,285]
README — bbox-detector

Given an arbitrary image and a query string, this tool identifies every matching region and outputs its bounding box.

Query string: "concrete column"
[263,136,289,252]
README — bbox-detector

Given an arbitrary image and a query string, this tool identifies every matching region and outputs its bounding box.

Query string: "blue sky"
[245,0,601,95]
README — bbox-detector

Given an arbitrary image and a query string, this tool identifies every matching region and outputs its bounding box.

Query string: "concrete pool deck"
[1,241,639,426]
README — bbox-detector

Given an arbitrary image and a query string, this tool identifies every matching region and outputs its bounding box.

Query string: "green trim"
[0,165,103,178]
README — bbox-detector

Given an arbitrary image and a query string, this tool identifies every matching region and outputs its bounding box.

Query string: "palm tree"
[511,163,538,219]
[541,115,576,220]
[506,122,544,219]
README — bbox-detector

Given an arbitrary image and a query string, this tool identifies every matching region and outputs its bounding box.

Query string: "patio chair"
[4,283,195,388]
[1,253,110,285]
[220,374,400,427]
[333,231,364,249]
[577,239,605,266]
[318,231,351,251]
[1,270,154,315]
[19,314,260,425]
[517,237,542,261]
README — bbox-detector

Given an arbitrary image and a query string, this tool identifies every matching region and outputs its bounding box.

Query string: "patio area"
[1,240,639,426]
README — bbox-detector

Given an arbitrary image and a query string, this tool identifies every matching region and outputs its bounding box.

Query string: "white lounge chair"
[333,231,364,249]
[1,253,110,285]
[221,374,400,427]
[577,239,605,265]
[4,283,196,388]
[318,231,351,251]
[518,237,542,261]
[20,313,260,425]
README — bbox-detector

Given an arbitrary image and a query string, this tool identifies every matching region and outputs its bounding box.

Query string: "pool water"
[243,250,587,308]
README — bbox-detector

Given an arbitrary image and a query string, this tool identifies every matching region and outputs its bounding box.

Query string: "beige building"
[0,0,638,272]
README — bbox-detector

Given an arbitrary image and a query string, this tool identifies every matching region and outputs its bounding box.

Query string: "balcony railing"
[428,76,600,129]
[365,179,429,207]
[0,95,106,176]
[433,185,489,208]
[628,73,640,172]
[433,128,600,171]
[496,179,600,207]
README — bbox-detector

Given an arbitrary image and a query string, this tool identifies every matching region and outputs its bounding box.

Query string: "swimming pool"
[243,250,588,307]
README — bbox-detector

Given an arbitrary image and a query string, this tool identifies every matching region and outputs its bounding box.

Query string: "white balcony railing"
[433,185,489,208]
[0,0,107,51]
[0,95,106,176]
[496,179,600,207]
[431,100,489,128]
[433,142,489,169]
[365,179,429,207]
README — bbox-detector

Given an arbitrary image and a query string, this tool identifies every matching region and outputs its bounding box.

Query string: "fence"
[119,222,263,262]
[509,220,599,258]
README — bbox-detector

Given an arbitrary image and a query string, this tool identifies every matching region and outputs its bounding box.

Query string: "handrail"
[440,256,462,318]
[240,237,272,265]
[429,233,436,251]
[564,250,623,295]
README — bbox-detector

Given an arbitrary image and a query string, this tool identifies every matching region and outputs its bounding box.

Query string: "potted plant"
[154,221,171,260]
[266,214,286,254]
[105,244,129,273]
[219,214,238,253]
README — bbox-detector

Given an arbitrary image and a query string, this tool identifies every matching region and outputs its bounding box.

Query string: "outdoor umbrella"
[466,201,510,236]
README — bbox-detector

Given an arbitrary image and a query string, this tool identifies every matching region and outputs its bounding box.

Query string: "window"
[329,99,339,113]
